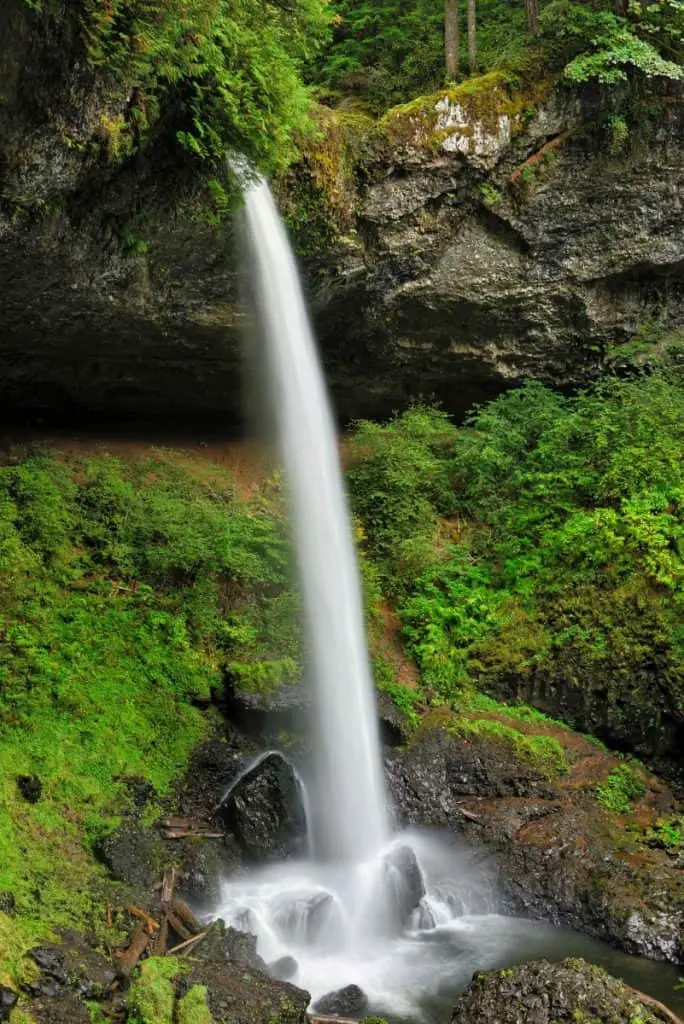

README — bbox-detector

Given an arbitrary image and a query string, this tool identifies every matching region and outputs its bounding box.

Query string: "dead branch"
[625,985,683,1024]
[127,904,160,933]
[167,930,209,956]
[161,866,176,906]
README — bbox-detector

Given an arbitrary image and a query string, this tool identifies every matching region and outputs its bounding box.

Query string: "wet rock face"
[386,720,684,965]
[218,751,308,863]
[19,932,118,1024]
[451,958,662,1024]
[382,844,425,931]
[313,983,369,1017]
[0,5,682,427]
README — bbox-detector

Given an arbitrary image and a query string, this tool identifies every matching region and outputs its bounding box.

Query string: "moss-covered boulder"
[451,958,668,1024]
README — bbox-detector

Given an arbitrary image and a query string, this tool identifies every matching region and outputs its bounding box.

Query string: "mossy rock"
[451,958,662,1023]
[126,958,183,1024]
[177,985,213,1024]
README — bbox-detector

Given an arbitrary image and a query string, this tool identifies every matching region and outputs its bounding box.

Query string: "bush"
[349,373,684,731]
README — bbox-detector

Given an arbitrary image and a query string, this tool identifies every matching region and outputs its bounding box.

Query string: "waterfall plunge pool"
[212,826,684,1023]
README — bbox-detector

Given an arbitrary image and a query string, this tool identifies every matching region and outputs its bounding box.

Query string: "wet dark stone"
[184,921,310,1024]
[218,752,307,863]
[313,984,369,1017]
[383,844,425,930]
[268,956,298,982]
[28,947,68,988]
[17,775,42,803]
[0,986,18,1021]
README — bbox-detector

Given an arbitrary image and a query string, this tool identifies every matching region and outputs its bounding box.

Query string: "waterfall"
[214,173,496,1016]
[240,176,389,864]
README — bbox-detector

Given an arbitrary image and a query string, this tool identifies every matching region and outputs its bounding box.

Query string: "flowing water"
[212,173,684,1021]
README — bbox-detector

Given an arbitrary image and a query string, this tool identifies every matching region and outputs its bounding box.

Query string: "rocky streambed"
[5,687,682,1024]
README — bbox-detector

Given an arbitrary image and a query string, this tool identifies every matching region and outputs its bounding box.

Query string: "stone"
[451,958,663,1024]
[268,956,299,982]
[17,775,42,803]
[382,844,425,930]
[0,987,18,1021]
[217,752,307,863]
[313,984,369,1017]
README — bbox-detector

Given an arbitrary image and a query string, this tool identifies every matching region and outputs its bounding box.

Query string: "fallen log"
[171,898,202,936]
[163,826,225,839]
[167,930,209,957]
[127,904,160,934]
[153,913,169,956]
[167,909,193,942]
[117,921,150,977]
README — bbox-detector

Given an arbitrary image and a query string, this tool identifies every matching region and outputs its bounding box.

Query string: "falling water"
[211,170,499,1013]
[240,175,389,865]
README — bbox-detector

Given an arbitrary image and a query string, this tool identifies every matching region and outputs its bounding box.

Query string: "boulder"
[269,957,299,982]
[451,958,666,1024]
[218,752,308,863]
[382,844,425,930]
[313,984,369,1017]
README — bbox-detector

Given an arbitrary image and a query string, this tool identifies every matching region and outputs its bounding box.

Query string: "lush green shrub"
[349,372,684,722]
[347,405,454,593]
[26,0,331,193]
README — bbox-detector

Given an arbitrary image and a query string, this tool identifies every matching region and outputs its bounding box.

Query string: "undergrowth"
[0,449,297,985]
[348,371,684,767]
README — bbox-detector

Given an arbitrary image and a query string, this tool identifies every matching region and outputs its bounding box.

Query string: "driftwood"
[167,930,209,956]
[171,898,202,935]
[153,914,169,956]
[116,921,150,976]
[161,816,224,840]
[113,864,209,968]
[167,909,193,942]
[308,1016,360,1024]
[459,807,482,823]
[161,866,176,905]
[127,904,160,933]
[625,984,684,1024]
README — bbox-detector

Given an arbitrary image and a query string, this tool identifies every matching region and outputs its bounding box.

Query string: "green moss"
[447,714,569,777]
[9,1009,37,1024]
[380,71,550,153]
[127,957,183,1024]
[177,984,213,1024]
[595,764,646,813]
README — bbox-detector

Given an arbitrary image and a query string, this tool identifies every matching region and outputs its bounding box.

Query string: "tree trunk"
[524,0,540,35]
[467,0,477,74]
[445,0,459,78]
